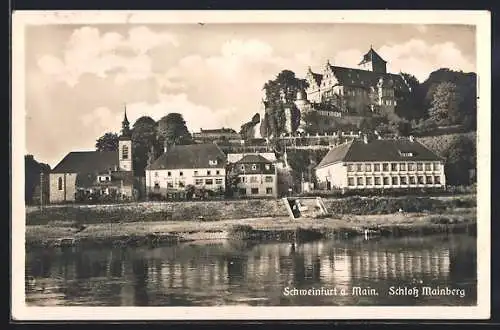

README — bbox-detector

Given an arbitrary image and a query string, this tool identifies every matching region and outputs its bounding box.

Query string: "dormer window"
[399,151,414,157]
[209,159,218,166]
[251,164,257,170]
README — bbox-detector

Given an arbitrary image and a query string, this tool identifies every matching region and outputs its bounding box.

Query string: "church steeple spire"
[120,104,131,138]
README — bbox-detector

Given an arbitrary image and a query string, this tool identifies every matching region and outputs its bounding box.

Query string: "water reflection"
[25,235,477,306]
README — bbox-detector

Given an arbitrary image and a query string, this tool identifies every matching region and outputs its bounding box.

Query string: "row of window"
[347,162,440,173]
[239,187,273,195]
[195,178,224,186]
[240,175,274,183]
[154,169,222,178]
[239,164,272,171]
[347,175,442,187]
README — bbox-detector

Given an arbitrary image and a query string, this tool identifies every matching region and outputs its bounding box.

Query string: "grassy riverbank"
[26,208,476,249]
[25,194,477,248]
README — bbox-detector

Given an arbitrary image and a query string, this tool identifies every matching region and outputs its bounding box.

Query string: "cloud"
[80,94,238,141]
[415,25,429,33]
[37,26,179,86]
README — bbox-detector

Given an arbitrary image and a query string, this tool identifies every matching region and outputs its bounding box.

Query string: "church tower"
[118,105,133,172]
[358,46,387,73]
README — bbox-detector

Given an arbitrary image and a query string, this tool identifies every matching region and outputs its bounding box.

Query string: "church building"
[49,109,137,203]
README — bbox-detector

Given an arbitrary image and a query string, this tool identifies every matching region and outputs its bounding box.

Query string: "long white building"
[315,136,446,190]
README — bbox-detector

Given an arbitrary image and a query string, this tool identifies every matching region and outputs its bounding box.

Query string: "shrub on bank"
[324,196,476,215]
[298,186,475,199]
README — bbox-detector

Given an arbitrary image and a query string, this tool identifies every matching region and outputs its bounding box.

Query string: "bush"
[323,196,476,215]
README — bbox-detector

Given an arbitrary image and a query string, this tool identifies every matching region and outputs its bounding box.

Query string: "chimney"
[409,135,414,142]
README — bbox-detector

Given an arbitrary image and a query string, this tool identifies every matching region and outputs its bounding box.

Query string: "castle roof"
[329,65,408,90]
[358,47,387,66]
[146,143,226,170]
[316,138,443,169]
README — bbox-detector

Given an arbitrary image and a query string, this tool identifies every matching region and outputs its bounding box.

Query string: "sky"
[24,23,476,167]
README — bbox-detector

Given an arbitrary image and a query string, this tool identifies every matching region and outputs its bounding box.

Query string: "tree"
[132,116,158,176]
[25,155,51,204]
[301,111,321,134]
[95,132,119,152]
[441,135,476,185]
[157,113,193,148]
[428,81,463,125]
[395,73,426,120]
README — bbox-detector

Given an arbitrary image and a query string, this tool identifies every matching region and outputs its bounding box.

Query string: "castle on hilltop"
[255,46,412,137]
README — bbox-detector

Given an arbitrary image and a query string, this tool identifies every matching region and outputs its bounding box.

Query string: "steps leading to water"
[282,197,329,219]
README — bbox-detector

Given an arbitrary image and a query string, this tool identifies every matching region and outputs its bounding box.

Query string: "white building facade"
[315,138,446,190]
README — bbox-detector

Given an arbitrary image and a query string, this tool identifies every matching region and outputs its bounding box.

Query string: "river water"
[25,234,476,306]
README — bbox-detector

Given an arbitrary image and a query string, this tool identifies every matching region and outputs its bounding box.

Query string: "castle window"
[58,177,63,191]
[409,176,417,185]
[205,179,213,185]
[433,163,440,171]
[374,164,380,172]
[179,171,183,176]
[426,176,433,184]
[122,145,129,160]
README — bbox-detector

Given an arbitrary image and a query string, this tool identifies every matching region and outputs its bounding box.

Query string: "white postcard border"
[11,10,491,320]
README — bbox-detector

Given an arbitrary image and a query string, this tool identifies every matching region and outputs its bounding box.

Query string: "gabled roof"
[146,143,226,170]
[199,128,238,134]
[358,47,387,66]
[236,154,272,164]
[316,138,443,168]
[52,151,119,173]
[227,152,277,164]
[316,141,354,168]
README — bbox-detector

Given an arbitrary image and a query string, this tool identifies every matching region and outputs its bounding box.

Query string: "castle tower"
[118,105,133,172]
[358,46,387,73]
